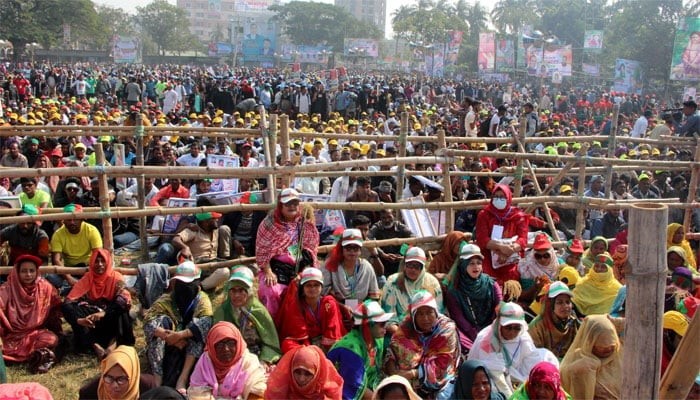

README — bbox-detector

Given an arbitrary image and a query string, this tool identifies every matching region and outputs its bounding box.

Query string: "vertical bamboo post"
[280,114,290,165]
[396,112,409,198]
[513,115,526,197]
[660,312,700,399]
[259,106,276,201]
[269,113,278,166]
[575,158,587,238]
[623,203,668,400]
[94,143,114,252]
[604,103,620,198]
[437,129,453,232]
[683,141,700,233]
[134,113,147,259]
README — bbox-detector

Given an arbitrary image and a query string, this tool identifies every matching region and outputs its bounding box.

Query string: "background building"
[335,0,386,39]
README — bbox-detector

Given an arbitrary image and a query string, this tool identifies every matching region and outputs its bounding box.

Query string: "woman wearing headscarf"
[475,184,528,286]
[384,290,460,399]
[277,267,345,354]
[373,375,422,400]
[518,234,560,304]
[213,266,281,368]
[451,360,507,400]
[572,254,622,316]
[188,321,266,399]
[560,315,622,400]
[428,231,470,281]
[468,302,557,397]
[381,247,442,335]
[581,236,609,274]
[266,345,344,400]
[509,361,572,400]
[144,261,213,392]
[528,282,580,360]
[62,248,135,356]
[79,345,154,400]
[557,239,585,277]
[444,243,502,354]
[256,188,320,318]
[661,311,689,377]
[667,223,697,271]
[0,254,62,364]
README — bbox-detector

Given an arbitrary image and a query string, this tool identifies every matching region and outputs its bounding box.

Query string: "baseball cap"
[172,261,201,283]
[341,228,364,247]
[532,233,552,251]
[353,300,393,324]
[404,247,426,266]
[567,238,585,254]
[548,281,574,299]
[459,243,483,260]
[74,143,86,150]
[663,311,688,336]
[410,290,438,317]
[559,184,573,194]
[595,254,614,268]
[300,267,323,286]
[378,181,393,193]
[638,173,650,181]
[195,212,222,221]
[228,266,254,289]
[19,204,39,216]
[498,302,527,328]
[279,188,300,204]
[65,182,80,191]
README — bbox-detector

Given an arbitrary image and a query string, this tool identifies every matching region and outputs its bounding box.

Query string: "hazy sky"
[92,0,476,38]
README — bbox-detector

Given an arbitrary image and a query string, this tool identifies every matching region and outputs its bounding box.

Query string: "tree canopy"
[136,0,199,56]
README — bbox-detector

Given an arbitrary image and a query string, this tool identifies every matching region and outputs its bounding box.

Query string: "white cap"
[353,301,393,324]
[341,229,364,247]
[404,247,426,266]
[279,188,300,204]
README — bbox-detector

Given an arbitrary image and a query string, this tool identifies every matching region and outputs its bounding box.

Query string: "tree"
[490,0,538,35]
[94,5,138,51]
[269,1,381,51]
[136,0,195,55]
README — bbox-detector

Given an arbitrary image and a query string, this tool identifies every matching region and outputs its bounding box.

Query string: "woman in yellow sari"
[572,254,622,316]
[667,223,697,272]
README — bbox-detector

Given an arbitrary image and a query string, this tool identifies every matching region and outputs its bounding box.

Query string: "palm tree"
[491,0,537,35]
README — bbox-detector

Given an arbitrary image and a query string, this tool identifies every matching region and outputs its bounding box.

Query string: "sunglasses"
[503,325,522,332]
[534,252,551,260]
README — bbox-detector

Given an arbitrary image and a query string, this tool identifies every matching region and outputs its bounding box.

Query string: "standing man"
[630,110,652,138]
[675,100,700,137]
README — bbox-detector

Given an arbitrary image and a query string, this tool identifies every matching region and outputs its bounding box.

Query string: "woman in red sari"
[276,267,345,354]
[0,254,62,364]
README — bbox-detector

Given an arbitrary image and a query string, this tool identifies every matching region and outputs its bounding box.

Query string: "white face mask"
[492,198,507,210]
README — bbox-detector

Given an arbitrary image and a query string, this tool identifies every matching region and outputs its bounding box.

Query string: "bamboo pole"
[94,143,114,252]
[396,112,409,199]
[437,129,453,232]
[659,312,700,400]
[575,156,587,239]
[269,113,278,167]
[683,140,700,233]
[135,112,148,259]
[604,103,620,198]
[623,203,668,400]
[260,106,276,201]
[513,116,526,197]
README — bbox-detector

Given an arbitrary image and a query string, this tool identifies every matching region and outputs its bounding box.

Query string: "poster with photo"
[298,193,346,243]
[207,154,239,193]
[162,197,196,234]
[670,17,700,81]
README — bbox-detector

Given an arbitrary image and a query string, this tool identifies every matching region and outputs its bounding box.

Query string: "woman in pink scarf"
[189,321,266,399]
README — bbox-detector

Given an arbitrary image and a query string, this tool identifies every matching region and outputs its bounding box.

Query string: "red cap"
[567,238,585,254]
[14,254,43,268]
[533,233,552,251]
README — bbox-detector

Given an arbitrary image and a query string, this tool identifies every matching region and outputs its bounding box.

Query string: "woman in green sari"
[213,266,281,370]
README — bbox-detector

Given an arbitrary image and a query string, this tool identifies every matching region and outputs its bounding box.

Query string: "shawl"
[572,266,622,316]
[447,258,497,328]
[0,383,53,400]
[0,257,59,341]
[323,258,380,301]
[266,345,344,400]
[528,289,580,359]
[328,328,384,400]
[213,286,281,364]
[277,294,345,353]
[373,375,422,400]
[98,345,140,400]
[667,223,697,271]
[611,245,628,283]
[518,248,560,281]
[581,236,608,273]
[256,203,319,269]
[481,184,526,225]
[429,231,469,275]
[560,315,622,400]
[205,321,245,383]
[381,264,443,325]
[144,292,213,330]
[67,248,124,302]
[386,313,460,392]
[524,362,569,400]
[189,346,266,398]
[452,360,506,400]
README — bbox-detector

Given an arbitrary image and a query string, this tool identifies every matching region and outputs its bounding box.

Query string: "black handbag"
[270,258,296,285]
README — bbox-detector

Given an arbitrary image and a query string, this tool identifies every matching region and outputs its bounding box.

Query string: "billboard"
[112,36,139,63]
[582,63,600,76]
[344,39,379,58]
[584,30,604,51]
[235,0,273,11]
[208,42,233,57]
[495,38,515,71]
[446,30,463,66]
[424,50,445,77]
[526,45,571,78]
[478,33,495,72]
[280,45,331,64]
[241,14,277,66]
[670,17,700,81]
[613,59,643,95]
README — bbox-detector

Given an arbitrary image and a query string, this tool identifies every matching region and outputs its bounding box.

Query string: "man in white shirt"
[630,110,652,138]
[176,142,205,166]
[162,85,179,114]
[489,105,507,137]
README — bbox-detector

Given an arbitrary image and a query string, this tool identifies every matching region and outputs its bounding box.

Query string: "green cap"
[195,211,222,221]
[20,204,39,216]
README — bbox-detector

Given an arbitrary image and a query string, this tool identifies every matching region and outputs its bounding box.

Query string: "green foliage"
[391,1,468,45]
[269,1,381,51]
[136,0,198,56]
[94,5,139,51]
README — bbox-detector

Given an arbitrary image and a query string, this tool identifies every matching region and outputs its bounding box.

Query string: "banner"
[424,50,445,77]
[208,42,233,57]
[670,17,700,81]
[582,63,600,76]
[584,30,604,51]
[112,36,139,63]
[613,59,643,95]
[544,45,572,77]
[234,0,273,11]
[344,38,379,58]
[241,15,277,66]
[207,154,239,193]
[478,33,495,72]
[280,45,330,64]
[495,38,515,71]
[446,30,463,66]
[683,87,697,101]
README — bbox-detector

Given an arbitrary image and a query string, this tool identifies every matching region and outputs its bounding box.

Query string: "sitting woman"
[529,282,580,360]
[323,229,380,324]
[0,255,62,365]
[557,239,585,277]
[144,261,213,392]
[518,234,559,305]
[213,266,281,369]
[509,361,572,400]
[444,244,502,355]
[188,321,266,399]
[381,247,442,335]
[468,302,558,398]
[373,375,421,400]
[560,315,622,399]
[428,230,470,281]
[581,236,609,274]
[62,248,134,356]
[572,254,622,316]
[451,360,507,400]
[384,290,460,399]
[277,267,345,353]
[667,223,697,272]
[266,345,344,399]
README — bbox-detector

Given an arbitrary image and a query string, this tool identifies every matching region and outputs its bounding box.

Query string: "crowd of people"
[0,61,698,399]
